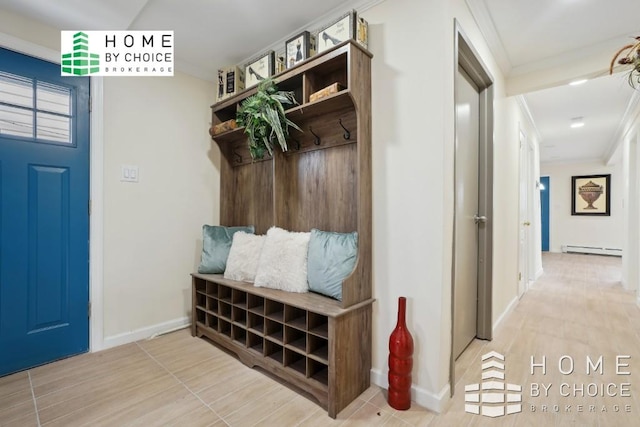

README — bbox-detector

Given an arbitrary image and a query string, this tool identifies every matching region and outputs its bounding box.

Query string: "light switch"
[121,165,139,183]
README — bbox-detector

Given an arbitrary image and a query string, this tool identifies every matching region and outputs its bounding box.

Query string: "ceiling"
[468,0,640,164]
[1,0,639,164]
[0,0,363,80]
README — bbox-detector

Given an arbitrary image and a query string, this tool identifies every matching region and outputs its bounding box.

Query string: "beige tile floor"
[0,253,638,426]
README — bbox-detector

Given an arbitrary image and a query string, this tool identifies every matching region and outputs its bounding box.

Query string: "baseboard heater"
[561,245,622,257]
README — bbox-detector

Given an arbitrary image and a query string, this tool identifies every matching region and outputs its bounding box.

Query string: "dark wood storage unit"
[192,40,373,418]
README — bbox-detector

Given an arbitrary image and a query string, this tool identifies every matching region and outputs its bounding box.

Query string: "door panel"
[0,47,89,376]
[541,176,550,251]
[453,65,480,360]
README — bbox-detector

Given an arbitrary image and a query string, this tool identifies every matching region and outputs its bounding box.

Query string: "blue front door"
[0,47,90,376]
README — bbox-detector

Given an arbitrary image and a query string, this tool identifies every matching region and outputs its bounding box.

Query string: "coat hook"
[292,137,301,150]
[338,118,351,140]
[309,126,321,145]
[233,150,242,164]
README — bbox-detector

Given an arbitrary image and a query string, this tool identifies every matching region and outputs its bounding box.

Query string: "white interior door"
[453,65,480,360]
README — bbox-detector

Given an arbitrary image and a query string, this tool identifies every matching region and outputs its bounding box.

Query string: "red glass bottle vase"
[388,296,414,410]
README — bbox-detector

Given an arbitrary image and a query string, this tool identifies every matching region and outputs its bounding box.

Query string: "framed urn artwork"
[571,174,611,216]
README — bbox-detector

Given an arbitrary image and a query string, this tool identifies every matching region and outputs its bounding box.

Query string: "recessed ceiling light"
[569,79,588,86]
[570,117,584,128]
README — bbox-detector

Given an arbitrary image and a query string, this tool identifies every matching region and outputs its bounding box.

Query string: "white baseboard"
[370,369,450,413]
[493,296,519,333]
[102,316,190,350]
[535,267,544,280]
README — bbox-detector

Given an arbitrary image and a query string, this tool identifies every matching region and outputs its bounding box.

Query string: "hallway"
[447,252,637,426]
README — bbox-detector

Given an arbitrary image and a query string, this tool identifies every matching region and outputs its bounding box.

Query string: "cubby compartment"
[194,278,206,293]
[304,52,348,102]
[264,318,284,343]
[218,285,232,303]
[195,292,206,308]
[206,281,217,297]
[308,358,329,386]
[232,289,247,308]
[308,334,328,363]
[284,348,307,376]
[219,302,232,320]
[277,73,303,111]
[207,297,218,313]
[248,312,264,335]
[265,299,284,322]
[247,331,264,356]
[285,325,307,353]
[195,308,205,324]
[265,340,283,364]
[232,306,247,327]
[206,313,218,330]
[308,312,329,339]
[248,294,264,314]
[232,325,247,345]
[285,306,306,330]
[219,319,232,338]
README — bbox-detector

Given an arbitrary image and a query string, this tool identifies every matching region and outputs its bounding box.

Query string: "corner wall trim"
[370,369,450,413]
[102,317,190,350]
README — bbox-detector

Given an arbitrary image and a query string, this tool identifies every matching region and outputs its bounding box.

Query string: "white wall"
[0,8,219,346]
[363,0,521,410]
[102,75,218,339]
[539,161,624,253]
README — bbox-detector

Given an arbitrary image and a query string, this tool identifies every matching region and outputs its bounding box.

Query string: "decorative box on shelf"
[317,10,368,54]
[217,65,245,102]
[210,119,237,136]
[309,83,345,103]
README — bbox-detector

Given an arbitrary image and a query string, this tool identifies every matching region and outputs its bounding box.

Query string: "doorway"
[0,47,90,375]
[451,22,494,370]
[540,176,550,252]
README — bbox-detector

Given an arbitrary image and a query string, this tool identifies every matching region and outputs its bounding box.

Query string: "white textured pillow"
[254,227,310,293]
[224,232,266,282]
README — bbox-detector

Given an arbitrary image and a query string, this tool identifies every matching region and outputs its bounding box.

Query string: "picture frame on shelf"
[571,174,611,216]
[317,10,368,53]
[245,50,275,88]
[285,31,315,69]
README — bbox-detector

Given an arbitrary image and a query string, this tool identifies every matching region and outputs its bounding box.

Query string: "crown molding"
[464,0,511,75]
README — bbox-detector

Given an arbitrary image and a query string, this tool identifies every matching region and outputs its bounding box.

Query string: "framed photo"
[245,51,275,88]
[285,31,315,69]
[317,10,368,53]
[571,174,611,216]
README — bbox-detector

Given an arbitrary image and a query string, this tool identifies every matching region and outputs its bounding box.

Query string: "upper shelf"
[210,40,371,113]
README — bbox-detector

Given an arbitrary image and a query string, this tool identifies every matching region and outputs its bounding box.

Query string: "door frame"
[450,20,494,392]
[0,32,105,351]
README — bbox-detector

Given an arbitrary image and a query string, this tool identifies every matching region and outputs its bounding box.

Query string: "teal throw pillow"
[198,225,255,274]
[307,229,358,301]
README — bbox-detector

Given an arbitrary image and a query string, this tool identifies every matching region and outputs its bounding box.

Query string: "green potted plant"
[236,78,302,160]
[610,36,640,89]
